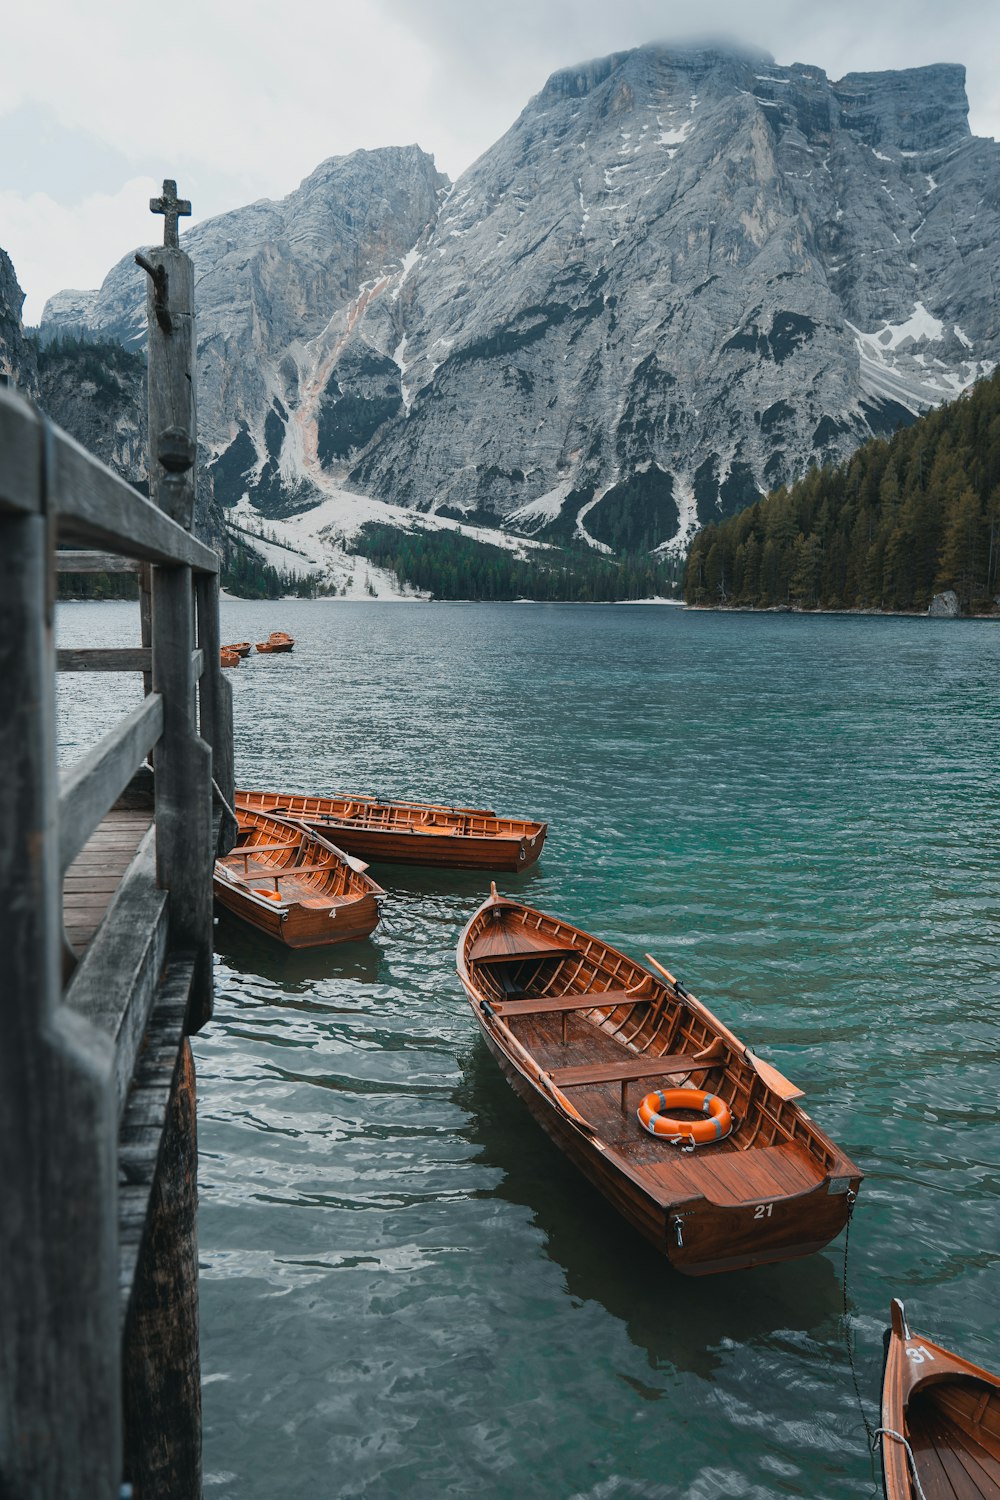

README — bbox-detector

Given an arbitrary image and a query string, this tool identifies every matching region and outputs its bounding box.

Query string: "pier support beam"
[122,1040,201,1499]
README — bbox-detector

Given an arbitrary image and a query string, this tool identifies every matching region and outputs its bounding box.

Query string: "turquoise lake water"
[56,600,1000,1499]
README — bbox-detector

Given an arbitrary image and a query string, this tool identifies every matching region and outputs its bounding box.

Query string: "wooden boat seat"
[469,923,579,964]
[493,989,643,1042]
[470,941,579,965]
[232,842,301,856]
[493,989,638,1016]
[547,1052,719,1109]
[245,862,335,879]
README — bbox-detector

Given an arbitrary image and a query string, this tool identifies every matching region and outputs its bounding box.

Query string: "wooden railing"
[0,189,232,1500]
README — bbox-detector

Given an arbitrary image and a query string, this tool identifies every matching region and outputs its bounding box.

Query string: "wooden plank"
[56,550,142,574]
[0,386,42,515]
[64,823,167,1115]
[58,648,152,673]
[196,571,237,853]
[0,503,121,1494]
[152,561,213,1031]
[120,960,202,1497]
[494,989,639,1016]
[548,1053,713,1087]
[0,389,212,569]
[58,694,163,873]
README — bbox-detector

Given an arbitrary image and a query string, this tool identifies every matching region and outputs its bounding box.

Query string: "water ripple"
[57,602,1000,1499]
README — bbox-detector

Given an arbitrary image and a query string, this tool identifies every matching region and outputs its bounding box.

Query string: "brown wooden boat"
[255,631,294,653]
[237,789,547,871]
[220,648,241,668]
[225,641,252,657]
[880,1298,1000,1499]
[457,887,863,1275]
[213,806,384,948]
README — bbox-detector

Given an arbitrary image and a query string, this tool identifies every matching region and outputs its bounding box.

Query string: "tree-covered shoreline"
[685,370,1000,614]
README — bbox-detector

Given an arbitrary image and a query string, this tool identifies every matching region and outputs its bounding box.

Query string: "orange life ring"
[637,1088,732,1145]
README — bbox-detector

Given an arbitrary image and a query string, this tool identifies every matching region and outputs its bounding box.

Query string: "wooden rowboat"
[237,789,547,871]
[220,648,241,668]
[213,806,384,948]
[255,631,294,653]
[457,887,863,1276]
[881,1298,1000,1499]
[224,641,252,657]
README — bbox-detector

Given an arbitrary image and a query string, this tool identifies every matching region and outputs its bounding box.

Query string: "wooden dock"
[0,182,233,1499]
[64,809,154,955]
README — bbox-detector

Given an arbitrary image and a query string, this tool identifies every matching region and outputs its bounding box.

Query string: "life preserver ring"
[637,1088,733,1145]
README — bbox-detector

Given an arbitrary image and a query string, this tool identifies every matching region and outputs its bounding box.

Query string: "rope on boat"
[212,776,239,828]
[870,1429,928,1500]
[840,1189,880,1493]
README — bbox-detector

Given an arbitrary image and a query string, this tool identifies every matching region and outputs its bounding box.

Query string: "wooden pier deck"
[64,809,154,958]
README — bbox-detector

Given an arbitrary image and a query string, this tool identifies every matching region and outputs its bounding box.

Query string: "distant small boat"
[226,641,252,657]
[213,806,384,948]
[236,789,547,871]
[256,631,295,653]
[457,887,863,1275]
[220,648,241,668]
[881,1298,1000,1499]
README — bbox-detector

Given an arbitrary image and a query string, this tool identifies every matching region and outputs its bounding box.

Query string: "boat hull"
[298,821,542,871]
[459,889,862,1276]
[881,1299,1000,1500]
[479,1021,854,1276]
[213,875,381,948]
[238,790,547,871]
[213,806,384,949]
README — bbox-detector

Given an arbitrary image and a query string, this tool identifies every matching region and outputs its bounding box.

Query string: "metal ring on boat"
[637,1089,733,1145]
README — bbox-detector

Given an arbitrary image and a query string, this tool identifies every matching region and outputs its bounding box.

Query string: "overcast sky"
[3,0,999,323]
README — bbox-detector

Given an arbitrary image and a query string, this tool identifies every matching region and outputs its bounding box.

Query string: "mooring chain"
[840,1190,882,1494]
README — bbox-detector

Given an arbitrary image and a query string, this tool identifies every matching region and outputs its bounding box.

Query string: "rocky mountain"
[1,246,146,486]
[1,249,38,393]
[42,43,1000,560]
[42,146,449,516]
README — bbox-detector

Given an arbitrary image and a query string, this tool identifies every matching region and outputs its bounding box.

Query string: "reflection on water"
[213,908,386,988]
[455,1038,845,1382]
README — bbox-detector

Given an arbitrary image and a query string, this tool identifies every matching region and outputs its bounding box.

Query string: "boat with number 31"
[880,1298,1000,1500]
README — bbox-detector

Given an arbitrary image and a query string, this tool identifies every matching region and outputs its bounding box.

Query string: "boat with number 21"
[457,887,863,1276]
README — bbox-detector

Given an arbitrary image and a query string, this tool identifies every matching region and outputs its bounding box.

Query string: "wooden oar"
[644,953,804,1101]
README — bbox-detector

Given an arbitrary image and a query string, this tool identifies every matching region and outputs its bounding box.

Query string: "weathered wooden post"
[0,419,121,1494]
[124,181,209,1499]
[137,180,213,1023]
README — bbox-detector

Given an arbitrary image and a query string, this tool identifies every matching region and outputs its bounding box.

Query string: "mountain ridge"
[38,41,1000,579]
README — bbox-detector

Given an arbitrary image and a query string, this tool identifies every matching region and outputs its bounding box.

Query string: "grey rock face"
[927,589,961,616]
[37,342,147,488]
[41,44,1000,554]
[343,45,998,548]
[0,248,38,393]
[42,147,448,517]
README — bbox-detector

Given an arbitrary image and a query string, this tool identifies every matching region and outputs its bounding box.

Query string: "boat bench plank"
[549,1053,716,1088]
[230,843,301,855]
[548,1052,718,1110]
[494,989,638,1016]
[244,862,336,879]
[472,944,579,965]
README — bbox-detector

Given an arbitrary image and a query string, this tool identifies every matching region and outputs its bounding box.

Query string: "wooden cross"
[149,179,191,248]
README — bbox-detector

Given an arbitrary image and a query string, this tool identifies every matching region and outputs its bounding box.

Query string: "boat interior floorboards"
[512,1011,826,1198]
